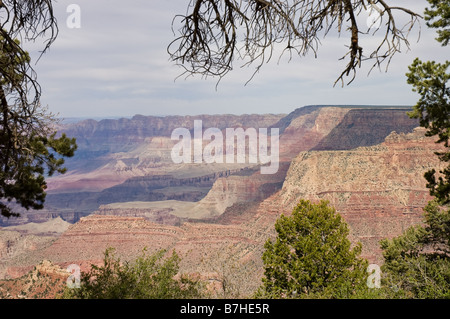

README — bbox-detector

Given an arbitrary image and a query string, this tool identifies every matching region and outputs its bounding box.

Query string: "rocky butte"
[0,105,441,297]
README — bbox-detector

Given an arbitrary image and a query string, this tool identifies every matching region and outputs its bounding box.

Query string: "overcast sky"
[23,0,449,119]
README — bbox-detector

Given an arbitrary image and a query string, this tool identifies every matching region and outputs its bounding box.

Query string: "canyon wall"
[45,106,418,223]
[2,105,440,298]
[279,127,444,262]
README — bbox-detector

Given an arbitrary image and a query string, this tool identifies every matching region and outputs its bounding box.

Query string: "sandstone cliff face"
[0,230,58,279]
[274,106,418,161]
[312,108,419,150]
[36,106,417,222]
[277,106,350,161]
[180,171,284,219]
[279,127,444,262]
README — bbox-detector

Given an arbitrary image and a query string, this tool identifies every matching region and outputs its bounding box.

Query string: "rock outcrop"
[0,260,69,299]
[279,127,444,262]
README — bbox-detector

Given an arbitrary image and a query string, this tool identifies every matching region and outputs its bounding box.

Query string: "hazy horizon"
[58,104,415,123]
[23,1,446,118]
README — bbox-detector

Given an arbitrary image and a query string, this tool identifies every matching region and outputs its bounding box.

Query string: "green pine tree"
[380,201,450,298]
[0,34,77,218]
[379,0,450,299]
[406,58,450,205]
[257,199,369,299]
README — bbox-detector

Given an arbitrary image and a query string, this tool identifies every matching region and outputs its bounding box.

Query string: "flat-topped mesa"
[277,106,418,159]
[42,214,185,265]
[95,205,182,226]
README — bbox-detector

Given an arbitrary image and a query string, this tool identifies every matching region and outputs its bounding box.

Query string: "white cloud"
[20,0,449,118]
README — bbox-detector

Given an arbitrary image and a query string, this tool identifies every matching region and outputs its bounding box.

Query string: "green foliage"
[0,131,77,215]
[380,201,450,298]
[407,58,450,147]
[406,0,450,205]
[425,0,450,46]
[406,58,450,205]
[384,0,450,300]
[257,199,369,299]
[0,37,30,87]
[62,248,204,299]
[406,1,450,206]
[1,4,74,217]
[0,35,77,218]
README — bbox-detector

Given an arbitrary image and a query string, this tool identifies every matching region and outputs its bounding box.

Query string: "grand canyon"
[0,105,443,298]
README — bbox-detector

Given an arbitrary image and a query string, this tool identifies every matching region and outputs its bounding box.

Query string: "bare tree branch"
[168,0,422,86]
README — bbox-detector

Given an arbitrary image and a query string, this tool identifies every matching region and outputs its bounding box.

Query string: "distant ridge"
[59,116,133,124]
[2,217,71,234]
[59,105,413,124]
[272,104,414,135]
[304,104,413,110]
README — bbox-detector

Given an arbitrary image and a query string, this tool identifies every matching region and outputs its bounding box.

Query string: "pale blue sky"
[24,0,449,118]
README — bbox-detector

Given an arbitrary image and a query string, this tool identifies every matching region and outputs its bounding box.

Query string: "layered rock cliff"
[2,122,441,298]
[1,105,437,297]
[279,127,444,262]
[44,105,418,223]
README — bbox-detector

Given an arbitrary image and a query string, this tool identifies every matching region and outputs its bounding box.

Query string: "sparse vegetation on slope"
[61,248,205,299]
